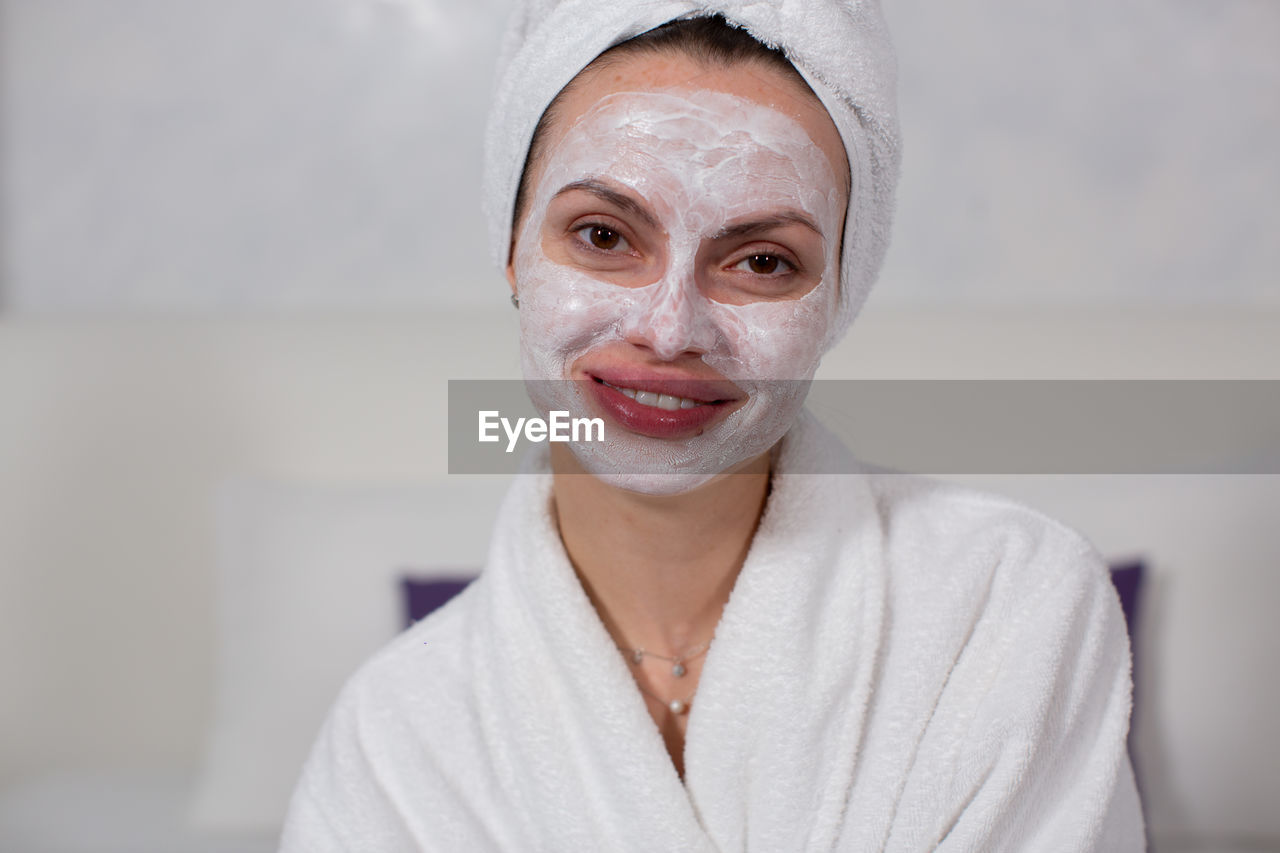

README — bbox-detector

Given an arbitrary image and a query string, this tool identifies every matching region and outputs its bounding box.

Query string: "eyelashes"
[569,224,800,279]
[730,253,796,276]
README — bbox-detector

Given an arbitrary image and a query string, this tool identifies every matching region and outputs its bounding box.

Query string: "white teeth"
[602,380,707,410]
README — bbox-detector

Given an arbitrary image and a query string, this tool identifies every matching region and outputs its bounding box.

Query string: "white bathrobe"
[281,412,1145,851]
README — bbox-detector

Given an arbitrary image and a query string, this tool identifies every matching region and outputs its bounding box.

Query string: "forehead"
[534,90,843,239]
[533,51,850,202]
[550,90,833,186]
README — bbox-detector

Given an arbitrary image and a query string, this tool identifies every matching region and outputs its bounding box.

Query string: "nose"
[621,271,715,361]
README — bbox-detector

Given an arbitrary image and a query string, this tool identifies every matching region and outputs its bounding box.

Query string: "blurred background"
[1,0,1277,850]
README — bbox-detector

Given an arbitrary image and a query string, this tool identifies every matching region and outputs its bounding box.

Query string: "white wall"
[881,0,1280,307]
[2,0,1277,311]
[0,310,518,776]
[1,0,510,311]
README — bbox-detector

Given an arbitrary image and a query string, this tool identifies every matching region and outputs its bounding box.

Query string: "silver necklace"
[618,640,710,677]
[618,640,711,715]
[635,681,695,716]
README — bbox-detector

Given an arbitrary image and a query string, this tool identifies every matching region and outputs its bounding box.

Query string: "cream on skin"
[512,88,844,495]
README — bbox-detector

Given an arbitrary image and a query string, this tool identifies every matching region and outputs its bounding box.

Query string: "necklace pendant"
[671,662,686,677]
[631,649,644,664]
[668,698,687,715]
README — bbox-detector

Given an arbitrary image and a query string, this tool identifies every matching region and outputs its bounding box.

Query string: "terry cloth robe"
[280,411,1145,851]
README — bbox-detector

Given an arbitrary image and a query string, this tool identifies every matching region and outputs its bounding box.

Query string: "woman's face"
[508,52,849,495]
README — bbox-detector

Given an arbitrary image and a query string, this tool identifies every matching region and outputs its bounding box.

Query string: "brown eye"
[735,254,792,275]
[574,224,627,252]
[590,227,620,249]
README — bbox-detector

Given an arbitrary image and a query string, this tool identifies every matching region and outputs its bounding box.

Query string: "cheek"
[515,254,637,371]
[705,284,833,381]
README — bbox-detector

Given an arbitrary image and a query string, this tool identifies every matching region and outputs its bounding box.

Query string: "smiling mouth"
[585,375,734,440]
[596,378,711,411]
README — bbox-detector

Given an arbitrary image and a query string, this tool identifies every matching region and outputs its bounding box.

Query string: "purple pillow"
[399,562,1147,761]
[400,573,476,629]
[1108,559,1147,810]
[1109,559,1144,643]
[401,563,1146,639]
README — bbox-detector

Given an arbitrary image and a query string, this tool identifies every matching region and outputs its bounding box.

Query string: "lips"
[583,371,741,440]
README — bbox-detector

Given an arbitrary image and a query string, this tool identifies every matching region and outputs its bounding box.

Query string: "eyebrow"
[712,212,823,241]
[552,180,661,231]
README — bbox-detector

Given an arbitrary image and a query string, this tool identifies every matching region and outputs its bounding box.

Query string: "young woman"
[282,3,1144,850]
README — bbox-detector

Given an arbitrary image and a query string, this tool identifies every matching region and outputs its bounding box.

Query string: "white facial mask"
[514,89,844,495]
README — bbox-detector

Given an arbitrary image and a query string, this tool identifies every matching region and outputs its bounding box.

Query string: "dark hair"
[508,15,820,251]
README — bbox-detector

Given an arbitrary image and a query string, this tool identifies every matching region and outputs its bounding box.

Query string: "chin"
[561,423,780,497]
[580,467,720,497]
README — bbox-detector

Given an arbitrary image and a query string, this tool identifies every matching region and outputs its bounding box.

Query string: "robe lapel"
[479,468,720,852]
[683,413,888,852]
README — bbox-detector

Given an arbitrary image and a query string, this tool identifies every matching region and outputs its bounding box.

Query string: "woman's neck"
[549,443,773,654]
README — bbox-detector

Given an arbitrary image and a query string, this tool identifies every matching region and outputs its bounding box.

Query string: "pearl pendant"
[632,649,644,664]
[668,699,687,714]
[671,662,686,677]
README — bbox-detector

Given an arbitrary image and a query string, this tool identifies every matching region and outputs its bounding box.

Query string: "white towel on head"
[481,0,902,349]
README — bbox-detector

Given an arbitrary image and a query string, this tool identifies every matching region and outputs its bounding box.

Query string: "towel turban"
[482,0,902,346]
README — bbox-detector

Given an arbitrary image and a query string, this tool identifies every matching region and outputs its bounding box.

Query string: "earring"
[510,293,519,309]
